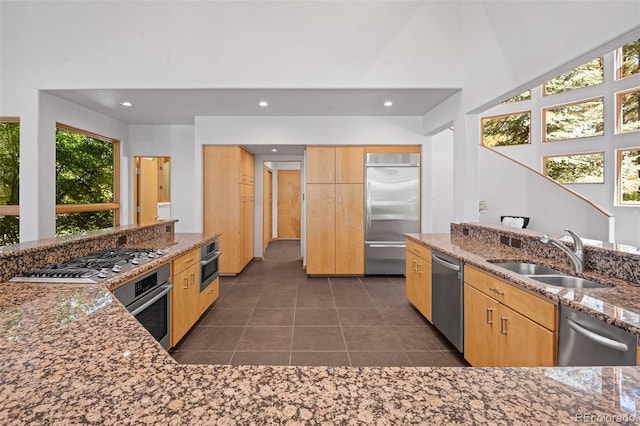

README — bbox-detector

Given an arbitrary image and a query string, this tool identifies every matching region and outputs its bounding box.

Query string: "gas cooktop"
[11,247,167,283]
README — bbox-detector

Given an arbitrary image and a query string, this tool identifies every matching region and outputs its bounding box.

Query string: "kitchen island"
[1,228,639,424]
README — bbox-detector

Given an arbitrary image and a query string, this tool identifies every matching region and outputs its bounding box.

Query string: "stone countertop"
[1,233,640,424]
[406,233,640,337]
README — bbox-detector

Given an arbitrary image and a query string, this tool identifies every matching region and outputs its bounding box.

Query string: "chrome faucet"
[540,229,584,273]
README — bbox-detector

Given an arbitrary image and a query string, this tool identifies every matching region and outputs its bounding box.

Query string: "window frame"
[615,40,640,80]
[542,96,605,142]
[480,110,531,147]
[542,151,605,185]
[542,57,604,96]
[616,147,640,206]
[0,117,20,244]
[55,123,121,226]
[615,86,640,135]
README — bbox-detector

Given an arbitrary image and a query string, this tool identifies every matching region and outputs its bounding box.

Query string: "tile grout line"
[330,276,353,367]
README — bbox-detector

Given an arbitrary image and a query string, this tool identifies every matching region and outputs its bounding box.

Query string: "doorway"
[277,170,301,239]
[134,156,171,225]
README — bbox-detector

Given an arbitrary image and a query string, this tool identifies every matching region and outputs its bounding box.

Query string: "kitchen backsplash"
[451,222,640,285]
[0,221,176,283]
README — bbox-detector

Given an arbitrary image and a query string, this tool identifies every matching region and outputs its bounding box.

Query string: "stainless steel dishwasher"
[431,250,464,352]
[558,304,637,366]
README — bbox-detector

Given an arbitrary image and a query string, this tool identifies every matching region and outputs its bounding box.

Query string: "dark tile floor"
[170,240,468,367]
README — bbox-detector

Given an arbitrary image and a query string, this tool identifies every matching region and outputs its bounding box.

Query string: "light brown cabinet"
[464,265,557,367]
[171,248,200,346]
[305,146,364,275]
[405,240,432,322]
[306,183,364,274]
[306,146,364,184]
[198,277,219,317]
[203,146,255,275]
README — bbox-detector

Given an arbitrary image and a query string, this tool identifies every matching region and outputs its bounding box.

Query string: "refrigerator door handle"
[366,181,372,229]
[369,244,406,248]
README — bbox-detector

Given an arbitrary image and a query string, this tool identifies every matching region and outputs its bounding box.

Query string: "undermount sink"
[491,262,561,276]
[529,275,606,289]
[489,261,607,289]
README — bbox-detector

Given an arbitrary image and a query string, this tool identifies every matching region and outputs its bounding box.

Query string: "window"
[617,87,640,134]
[543,98,604,142]
[55,124,120,236]
[0,119,19,245]
[481,111,531,147]
[617,39,640,80]
[504,91,531,103]
[543,152,604,184]
[544,57,604,95]
[617,148,640,205]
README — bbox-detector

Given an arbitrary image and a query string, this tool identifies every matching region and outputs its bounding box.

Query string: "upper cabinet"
[307,146,364,184]
[240,148,255,185]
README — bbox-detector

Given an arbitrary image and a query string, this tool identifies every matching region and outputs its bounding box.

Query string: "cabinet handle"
[242,174,247,181]
[329,197,333,204]
[500,317,508,334]
[329,172,333,182]
[489,287,505,296]
[183,277,189,289]
[185,257,194,264]
[417,263,422,274]
[337,195,342,204]
[486,308,494,324]
[190,273,195,285]
[337,173,342,182]
[412,260,417,271]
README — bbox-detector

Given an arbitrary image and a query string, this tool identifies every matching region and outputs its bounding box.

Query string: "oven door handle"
[200,250,222,266]
[130,283,173,317]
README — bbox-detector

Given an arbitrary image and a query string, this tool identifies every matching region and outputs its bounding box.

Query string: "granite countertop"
[1,233,640,424]
[406,233,640,338]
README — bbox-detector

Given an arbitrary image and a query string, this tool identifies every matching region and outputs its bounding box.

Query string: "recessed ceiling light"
[271,148,278,152]
[258,100,269,108]
[383,100,393,107]
[119,101,133,107]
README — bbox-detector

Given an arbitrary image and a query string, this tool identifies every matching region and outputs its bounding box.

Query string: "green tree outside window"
[0,122,19,245]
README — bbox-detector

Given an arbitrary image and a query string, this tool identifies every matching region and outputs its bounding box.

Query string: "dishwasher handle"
[432,254,461,272]
[566,318,629,352]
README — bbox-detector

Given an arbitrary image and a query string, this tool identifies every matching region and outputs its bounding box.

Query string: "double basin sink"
[489,261,607,289]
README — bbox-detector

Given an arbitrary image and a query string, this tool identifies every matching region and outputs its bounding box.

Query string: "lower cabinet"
[198,277,219,317]
[405,240,432,322]
[464,266,557,367]
[171,247,221,347]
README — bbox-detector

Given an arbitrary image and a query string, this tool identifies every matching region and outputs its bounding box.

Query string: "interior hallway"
[170,240,468,367]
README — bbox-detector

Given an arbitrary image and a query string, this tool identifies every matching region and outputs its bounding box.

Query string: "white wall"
[478,147,613,242]
[194,116,425,257]
[0,1,463,93]
[128,125,195,233]
[479,50,640,245]
[429,129,455,233]
[423,1,640,225]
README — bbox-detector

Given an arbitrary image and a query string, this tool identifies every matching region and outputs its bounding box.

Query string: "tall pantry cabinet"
[203,146,255,275]
[306,146,364,275]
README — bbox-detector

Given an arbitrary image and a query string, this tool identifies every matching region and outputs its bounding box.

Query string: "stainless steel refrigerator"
[365,153,420,275]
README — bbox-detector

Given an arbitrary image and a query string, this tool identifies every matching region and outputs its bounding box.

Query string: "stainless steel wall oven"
[200,239,221,292]
[113,264,172,349]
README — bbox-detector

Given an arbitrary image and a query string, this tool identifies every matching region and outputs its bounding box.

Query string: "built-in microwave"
[200,239,221,292]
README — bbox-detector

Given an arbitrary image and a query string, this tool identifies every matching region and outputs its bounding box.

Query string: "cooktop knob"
[112,265,122,272]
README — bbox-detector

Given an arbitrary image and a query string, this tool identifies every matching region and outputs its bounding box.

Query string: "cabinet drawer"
[406,239,431,261]
[173,248,199,275]
[465,265,557,332]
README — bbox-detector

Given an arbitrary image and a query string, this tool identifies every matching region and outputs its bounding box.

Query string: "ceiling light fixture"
[258,100,269,108]
[271,148,278,152]
[383,100,393,107]
[119,101,133,107]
